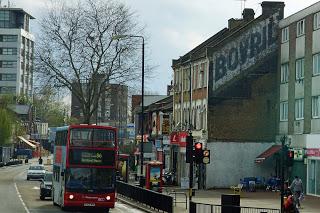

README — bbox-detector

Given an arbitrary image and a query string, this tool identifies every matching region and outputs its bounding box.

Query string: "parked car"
[27,165,46,180]
[40,172,53,200]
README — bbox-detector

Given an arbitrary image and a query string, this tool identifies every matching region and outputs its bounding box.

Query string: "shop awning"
[18,136,36,149]
[255,145,281,164]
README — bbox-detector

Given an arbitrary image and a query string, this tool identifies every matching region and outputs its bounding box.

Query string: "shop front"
[170,131,187,186]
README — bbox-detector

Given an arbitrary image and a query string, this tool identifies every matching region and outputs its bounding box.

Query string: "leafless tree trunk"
[35,0,145,124]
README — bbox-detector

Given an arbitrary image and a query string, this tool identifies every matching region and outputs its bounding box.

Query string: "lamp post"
[112,34,145,186]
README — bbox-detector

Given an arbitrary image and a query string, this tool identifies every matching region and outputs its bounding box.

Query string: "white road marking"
[32,186,40,190]
[14,182,30,213]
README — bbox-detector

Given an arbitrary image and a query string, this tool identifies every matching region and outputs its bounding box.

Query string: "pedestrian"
[38,156,43,165]
[290,176,303,209]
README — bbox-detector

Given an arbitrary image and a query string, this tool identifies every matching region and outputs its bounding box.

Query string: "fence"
[116,181,173,213]
[190,201,280,213]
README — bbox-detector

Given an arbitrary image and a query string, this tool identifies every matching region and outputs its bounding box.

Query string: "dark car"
[40,172,53,200]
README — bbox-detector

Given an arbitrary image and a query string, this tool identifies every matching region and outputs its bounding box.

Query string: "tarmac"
[118,185,320,213]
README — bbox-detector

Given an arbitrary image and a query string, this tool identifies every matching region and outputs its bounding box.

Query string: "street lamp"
[112,34,145,186]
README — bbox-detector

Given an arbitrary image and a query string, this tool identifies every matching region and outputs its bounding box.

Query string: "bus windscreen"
[69,149,115,166]
[65,168,114,193]
[70,128,115,147]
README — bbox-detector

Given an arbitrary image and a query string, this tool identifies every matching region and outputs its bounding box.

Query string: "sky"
[8,0,320,95]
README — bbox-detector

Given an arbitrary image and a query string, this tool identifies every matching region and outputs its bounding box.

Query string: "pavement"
[119,184,320,213]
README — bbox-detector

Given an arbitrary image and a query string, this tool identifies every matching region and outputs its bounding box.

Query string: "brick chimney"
[242,8,255,22]
[261,1,285,18]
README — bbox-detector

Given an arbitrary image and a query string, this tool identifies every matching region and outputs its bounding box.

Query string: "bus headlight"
[69,194,74,200]
[106,196,111,200]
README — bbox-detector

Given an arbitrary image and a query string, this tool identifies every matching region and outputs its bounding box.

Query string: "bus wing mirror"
[61,171,64,177]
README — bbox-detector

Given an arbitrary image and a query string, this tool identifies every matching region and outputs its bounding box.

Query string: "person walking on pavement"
[290,176,303,209]
[38,156,43,165]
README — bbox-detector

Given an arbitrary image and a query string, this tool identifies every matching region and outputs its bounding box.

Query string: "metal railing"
[168,190,188,209]
[190,201,280,213]
[116,181,173,213]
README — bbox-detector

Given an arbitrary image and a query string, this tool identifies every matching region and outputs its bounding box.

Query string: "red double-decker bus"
[52,125,117,212]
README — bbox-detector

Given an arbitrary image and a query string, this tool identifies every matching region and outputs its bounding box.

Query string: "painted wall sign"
[211,12,280,91]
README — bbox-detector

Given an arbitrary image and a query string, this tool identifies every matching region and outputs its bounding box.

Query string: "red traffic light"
[195,142,202,150]
[288,150,294,158]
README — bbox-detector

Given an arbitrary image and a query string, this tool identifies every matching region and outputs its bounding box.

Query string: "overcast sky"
[9,0,320,95]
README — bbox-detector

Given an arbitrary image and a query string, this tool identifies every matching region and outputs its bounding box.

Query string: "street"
[0,162,144,213]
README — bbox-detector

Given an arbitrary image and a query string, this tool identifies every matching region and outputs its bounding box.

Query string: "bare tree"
[35,0,145,124]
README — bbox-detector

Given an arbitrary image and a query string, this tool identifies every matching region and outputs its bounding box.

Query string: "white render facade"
[279,1,320,197]
[0,8,34,98]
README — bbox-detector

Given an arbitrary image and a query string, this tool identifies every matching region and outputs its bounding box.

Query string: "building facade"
[71,83,128,133]
[279,1,320,196]
[172,1,285,188]
[0,8,34,98]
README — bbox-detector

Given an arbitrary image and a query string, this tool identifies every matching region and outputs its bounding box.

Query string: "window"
[0,35,17,42]
[296,58,304,81]
[312,96,320,118]
[281,27,289,43]
[280,101,288,121]
[0,74,16,81]
[0,11,9,21]
[314,53,320,75]
[297,19,305,36]
[0,86,16,94]
[295,98,304,120]
[0,48,17,55]
[0,61,16,68]
[315,12,320,30]
[202,63,207,87]
[281,63,289,83]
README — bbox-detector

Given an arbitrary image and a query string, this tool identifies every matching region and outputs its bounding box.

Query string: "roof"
[255,145,281,164]
[0,8,35,19]
[8,104,30,115]
[142,95,168,106]
[18,136,36,149]
[279,1,320,28]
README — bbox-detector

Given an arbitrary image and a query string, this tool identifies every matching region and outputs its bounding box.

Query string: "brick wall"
[208,73,277,142]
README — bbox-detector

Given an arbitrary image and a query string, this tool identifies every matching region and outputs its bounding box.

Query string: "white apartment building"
[279,1,320,196]
[0,8,34,98]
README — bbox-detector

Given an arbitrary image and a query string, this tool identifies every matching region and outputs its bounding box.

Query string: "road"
[0,162,145,213]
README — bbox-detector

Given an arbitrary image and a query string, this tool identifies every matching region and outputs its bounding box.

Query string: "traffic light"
[186,134,193,163]
[202,149,210,164]
[194,142,203,164]
[287,150,294,167]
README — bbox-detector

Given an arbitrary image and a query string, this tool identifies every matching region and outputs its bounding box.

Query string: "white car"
[27,165,46,180]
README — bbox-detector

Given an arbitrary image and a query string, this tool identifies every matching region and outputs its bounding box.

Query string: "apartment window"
[313,53,320,75]
[0,35,17,42]
[0,86,16,94]
[0,61,16,68]
[281,63,289,83]
[0,48,17,55]
[312,96,320,118]
[281,27,289,43]
[297,19,305,36]
[280,101,288,121]
[296,58,304,81]
[295,98,304,120]
[315,12,320,30]
[193,65,198,89]
[198,68,203,88]
[0,74,16,81]
[202,63,207,87]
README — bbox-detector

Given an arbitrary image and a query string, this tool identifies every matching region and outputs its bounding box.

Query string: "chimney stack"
[261,1,285,18]
[242,8,255,22]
